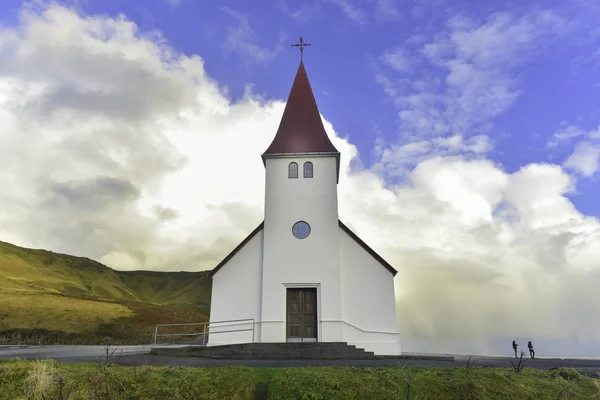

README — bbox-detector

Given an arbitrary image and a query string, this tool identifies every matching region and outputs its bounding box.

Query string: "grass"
[0,292,133,333]
[0,240,212,345]
[0,359,599,400]
[0,297,209,345]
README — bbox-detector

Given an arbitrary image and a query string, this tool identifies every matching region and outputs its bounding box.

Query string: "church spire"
[262,60,340,157]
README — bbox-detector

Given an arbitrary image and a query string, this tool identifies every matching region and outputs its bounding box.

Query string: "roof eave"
[209,222,265,278]
[338,220,398,276]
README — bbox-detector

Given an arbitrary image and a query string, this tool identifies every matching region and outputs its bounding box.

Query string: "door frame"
[283,283,321,342]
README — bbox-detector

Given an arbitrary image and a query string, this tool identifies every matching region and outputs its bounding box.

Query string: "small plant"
[465,355,476,369]
[24,360,80,400]
[399,365,414,400]
[510,351,528,373]
[53,375,79,400]
[26,359,57,400]
[102,341,123,366]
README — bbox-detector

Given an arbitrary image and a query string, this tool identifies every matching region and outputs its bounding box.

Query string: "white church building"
[208,60,401,355]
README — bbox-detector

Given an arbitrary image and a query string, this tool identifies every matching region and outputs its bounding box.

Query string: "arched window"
[303,162,313,178]
[288,162,298,178]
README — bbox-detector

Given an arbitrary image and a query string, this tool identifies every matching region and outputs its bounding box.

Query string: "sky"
[1,0,600,356]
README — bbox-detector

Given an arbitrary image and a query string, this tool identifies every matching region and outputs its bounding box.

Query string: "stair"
[151,342,380,359]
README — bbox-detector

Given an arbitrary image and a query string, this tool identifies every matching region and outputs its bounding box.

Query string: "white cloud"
[1,4,600,356]
[372,134,491,179]
[435,134,490,153]
[325,0,368,26]
[372,9,572,179]
[164,0,183,8]
[276,0,321,23]
[551,123,600,177]
[548,123,587,148]
[373,0,401,23]
[380,47,413,73]
[428,11,561,133]
[221,7,284,65]
[410,0,447,20]
[339,158,600,354]
[410,157,507,225]
[504,164,579,230]
[564,142,600,177]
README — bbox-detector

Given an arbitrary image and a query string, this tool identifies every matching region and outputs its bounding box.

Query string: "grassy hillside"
[0,240,213,344]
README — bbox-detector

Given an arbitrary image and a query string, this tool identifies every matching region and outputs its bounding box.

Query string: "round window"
[292,221,311,239]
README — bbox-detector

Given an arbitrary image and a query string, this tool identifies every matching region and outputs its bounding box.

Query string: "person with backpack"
[528,341,535,359]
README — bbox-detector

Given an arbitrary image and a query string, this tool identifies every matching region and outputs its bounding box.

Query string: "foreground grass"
[1,359,599,400]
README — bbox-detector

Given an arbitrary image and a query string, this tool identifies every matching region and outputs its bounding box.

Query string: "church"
[208,57,401,356]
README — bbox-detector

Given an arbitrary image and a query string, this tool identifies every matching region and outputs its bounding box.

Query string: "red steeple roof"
[262,61,340,156]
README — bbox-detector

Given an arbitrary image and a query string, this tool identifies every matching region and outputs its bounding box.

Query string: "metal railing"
[153,318,255,345]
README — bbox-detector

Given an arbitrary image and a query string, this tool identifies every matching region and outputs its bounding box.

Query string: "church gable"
[338,220,397,276]
[209,220,396,278]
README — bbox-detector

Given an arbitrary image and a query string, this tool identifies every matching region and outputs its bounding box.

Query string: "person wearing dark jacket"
[528,341,535,359]
[512,340,518,358]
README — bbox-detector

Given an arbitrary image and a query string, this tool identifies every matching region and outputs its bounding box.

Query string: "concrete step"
[209,353,377,360]
[186,343,360,352]
[206,350,374,357]
[151,342,378,360]
[222,347,364,354]
[183,350,374,357]
[194,342,356,348]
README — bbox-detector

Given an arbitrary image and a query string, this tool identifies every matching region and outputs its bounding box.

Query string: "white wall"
[261,155,343,342]
[339,226,401,355]
[208,229,263,346]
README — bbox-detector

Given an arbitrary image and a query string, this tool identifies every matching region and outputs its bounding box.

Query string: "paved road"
[2,345,600,375]
[0,344,179,362]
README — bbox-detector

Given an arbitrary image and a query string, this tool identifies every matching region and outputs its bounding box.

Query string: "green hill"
[0,240,213,345]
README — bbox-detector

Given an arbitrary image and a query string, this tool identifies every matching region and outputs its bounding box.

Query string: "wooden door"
[286,288,317,341]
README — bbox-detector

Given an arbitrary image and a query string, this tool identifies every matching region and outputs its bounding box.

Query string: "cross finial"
[291,36,311,61]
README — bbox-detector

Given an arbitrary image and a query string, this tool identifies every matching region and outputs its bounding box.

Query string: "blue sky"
[2,1,600,353]
[3,0,598,216]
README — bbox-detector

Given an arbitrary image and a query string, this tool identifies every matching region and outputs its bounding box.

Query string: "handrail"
[153,318,255,345]
[155,318,254,328]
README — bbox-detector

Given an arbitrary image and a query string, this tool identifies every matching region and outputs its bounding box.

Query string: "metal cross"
[291,36,312,61]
